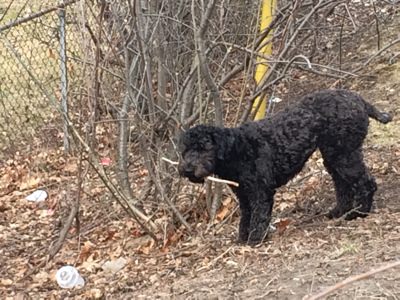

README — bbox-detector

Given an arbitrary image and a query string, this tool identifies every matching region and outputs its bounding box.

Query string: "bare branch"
[193,0,223,126]
[306,260,400,300]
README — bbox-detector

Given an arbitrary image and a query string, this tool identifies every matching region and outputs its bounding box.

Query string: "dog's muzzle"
[178,162,209,183]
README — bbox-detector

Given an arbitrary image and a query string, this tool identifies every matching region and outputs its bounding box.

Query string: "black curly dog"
[178,89,392,245]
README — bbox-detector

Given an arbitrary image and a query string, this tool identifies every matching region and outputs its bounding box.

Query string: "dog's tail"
[364,101,393,124]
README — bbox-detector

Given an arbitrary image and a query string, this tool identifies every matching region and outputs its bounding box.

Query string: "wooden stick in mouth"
[161,157,239,187]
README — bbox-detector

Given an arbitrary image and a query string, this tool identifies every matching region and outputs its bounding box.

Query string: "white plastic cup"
[56,266,85,289]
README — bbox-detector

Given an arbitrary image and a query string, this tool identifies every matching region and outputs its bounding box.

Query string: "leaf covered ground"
[1,129,399,299]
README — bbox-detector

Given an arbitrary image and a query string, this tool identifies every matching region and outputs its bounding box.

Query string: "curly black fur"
[178,89,392,245]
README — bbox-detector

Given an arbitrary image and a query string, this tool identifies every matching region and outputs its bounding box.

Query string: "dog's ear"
[212,128,235,160]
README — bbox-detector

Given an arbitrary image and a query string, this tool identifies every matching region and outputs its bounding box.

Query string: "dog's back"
[300,89,392,124]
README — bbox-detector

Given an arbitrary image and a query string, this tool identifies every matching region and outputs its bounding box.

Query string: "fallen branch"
[162,157,239,187]
[306,260,400,300]
[47,151,87,263]
[48,191,80,260]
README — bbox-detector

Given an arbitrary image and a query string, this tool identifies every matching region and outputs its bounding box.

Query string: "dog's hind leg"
[324,168,354,219]
[346,170,376,220]
[320,147,376,219]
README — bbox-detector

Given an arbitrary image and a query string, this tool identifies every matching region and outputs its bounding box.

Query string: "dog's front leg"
[237,199,251,244]
[247,191,274,245]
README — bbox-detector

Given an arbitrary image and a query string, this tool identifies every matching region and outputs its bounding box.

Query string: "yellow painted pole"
[252,0,276,120]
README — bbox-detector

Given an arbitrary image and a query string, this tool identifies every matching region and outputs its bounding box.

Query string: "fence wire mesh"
[0,1,83,158]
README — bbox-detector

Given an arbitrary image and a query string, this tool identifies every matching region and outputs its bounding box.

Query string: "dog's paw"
[246,240,263,247]
[344,210,369,220]
[236,239,247,245]
[236,236,263,246]
[236,235,248,245]
[327,206,343,219]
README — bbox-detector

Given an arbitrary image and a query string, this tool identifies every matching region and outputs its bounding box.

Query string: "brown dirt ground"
[1,7,400,300]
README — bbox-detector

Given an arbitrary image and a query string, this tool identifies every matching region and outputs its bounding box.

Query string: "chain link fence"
[0,1,84,159]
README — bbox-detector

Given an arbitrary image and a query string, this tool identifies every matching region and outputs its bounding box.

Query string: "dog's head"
[178,125,221,183]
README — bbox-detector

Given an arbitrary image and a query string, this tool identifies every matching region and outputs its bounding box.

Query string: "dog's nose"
[183,170,196,178]
[178,162,194,177]
[182,167,196,178]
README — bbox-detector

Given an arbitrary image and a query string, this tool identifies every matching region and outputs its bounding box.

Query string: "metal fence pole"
[59,0,70,152]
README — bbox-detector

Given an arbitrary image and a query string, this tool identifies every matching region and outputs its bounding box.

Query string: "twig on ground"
[196,246,233,272]
[305,260,400,300]
[49,151,87,264]
[162,157,239,187]
[48,190,80,261]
